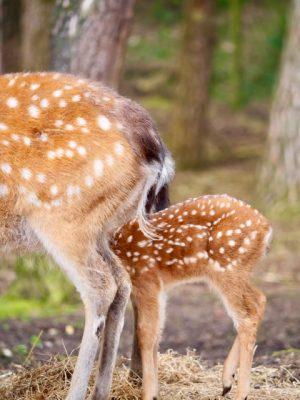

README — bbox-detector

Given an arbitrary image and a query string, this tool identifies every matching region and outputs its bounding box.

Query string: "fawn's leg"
[92,252,131,400]
[236,286,266,400]
[135,288,163,400]
[130,297,143,380]
[210,275,266,400]
[130,295,162,385]
[222,336,240,395]
[152,335,160,391]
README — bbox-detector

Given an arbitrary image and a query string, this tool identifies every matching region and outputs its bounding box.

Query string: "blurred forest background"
[0,0,299,372]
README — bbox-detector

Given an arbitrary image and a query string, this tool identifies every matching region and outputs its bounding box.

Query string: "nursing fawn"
[0,72,174,400]
[113,194,272,400]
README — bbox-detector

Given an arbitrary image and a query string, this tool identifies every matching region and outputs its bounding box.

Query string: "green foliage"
[128,0,289,107]
[6,255,78,304]
[128,26,178,64]
[13,344,28,358]
[30,334,43,349]
[138,0,182,25]
[212,0,289,106]
[0,255,79,319]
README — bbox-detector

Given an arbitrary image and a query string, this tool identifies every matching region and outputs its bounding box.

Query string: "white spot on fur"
[244,237,251,245]
[21,168,32,180]
[94,159,103,177]
[37,173,46,183]
[1,163,11,174]
[85,176,94,187]
[28,105,40,118]
[72,94,81,102]
[40,133,48,142]
[59,99,67,108]
[65,149,74,158]
[76,117,87,126]
[30,83,40,91]
[48,151,56,159]
[106,155,114,166]
[138,240,148,248]
[7,97,18,108]
[77,146,87,156]
[97,115,111,131]
[40,99,49,108]
[50,185,58,196]
[68,141,77,149]
[56,148,64,158]
[54,120,63,128]
[114,142,124,156]
[53,90,62,97]
[65,124,74,131]
[0,184,9,197]
[23,136,31,146]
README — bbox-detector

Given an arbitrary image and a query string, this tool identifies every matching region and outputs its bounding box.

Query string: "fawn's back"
[114,194,272,286]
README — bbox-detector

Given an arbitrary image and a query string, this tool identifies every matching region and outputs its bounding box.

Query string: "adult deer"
[0,72,174,400]
[113,194,272,400]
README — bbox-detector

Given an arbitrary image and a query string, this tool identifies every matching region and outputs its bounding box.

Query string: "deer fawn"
[0,72,174,400]
[113,194,272,400]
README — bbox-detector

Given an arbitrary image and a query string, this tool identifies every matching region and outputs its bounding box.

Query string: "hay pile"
[0,351,299,400]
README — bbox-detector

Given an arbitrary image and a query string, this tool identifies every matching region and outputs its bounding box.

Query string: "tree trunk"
[52,0,136,89]
[51,0,81,73]
[229,0,243,108]
[1,0,22,72]
[172,0,215,169]
[261,0,300,203]
[21,0,54,71]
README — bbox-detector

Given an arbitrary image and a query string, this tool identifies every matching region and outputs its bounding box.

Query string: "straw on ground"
[0,350,299,400]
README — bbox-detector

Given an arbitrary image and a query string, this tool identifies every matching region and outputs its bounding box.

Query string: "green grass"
[0,255,79,319]
[0,298,78,320]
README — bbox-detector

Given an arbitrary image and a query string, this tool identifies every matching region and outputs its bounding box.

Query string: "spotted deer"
[113,194,272,400]
[0,72,174,400]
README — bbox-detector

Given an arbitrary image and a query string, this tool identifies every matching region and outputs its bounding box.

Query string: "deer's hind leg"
[208,273,266,400]
[91,246,131,400]
[236,284,266,400]
[222,336,240,395]
[28,216,118,400]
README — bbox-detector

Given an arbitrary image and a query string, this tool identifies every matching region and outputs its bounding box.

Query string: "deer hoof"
[222,386,232,396]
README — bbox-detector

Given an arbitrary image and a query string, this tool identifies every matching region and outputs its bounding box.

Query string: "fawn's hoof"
[222,385,232,396]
